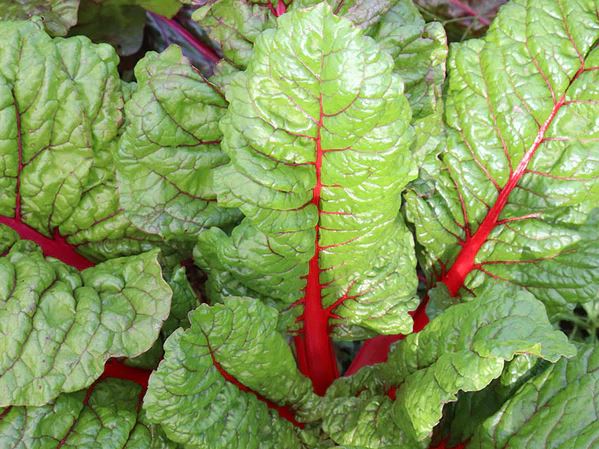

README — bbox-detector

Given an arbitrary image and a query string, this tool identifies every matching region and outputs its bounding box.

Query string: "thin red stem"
[149,13,221,64]
[448,0,490,26]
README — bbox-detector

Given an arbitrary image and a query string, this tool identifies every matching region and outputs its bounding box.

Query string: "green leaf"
[195,3,418,336]
[322,282,575,449]
[192,0,274,69]
[0,21,172,263]
[144,298,317,448]
[116,46,242,240]
[367,0,447,120]
[405,0,599,317]
[468,343,599,449]
[0,243,171,406]
[0,378,180,449]
[0,0,79,35]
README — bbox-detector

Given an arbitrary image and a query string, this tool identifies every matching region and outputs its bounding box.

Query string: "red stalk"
[442,65,585,297]
[448,0,490,26]
[149,13,221,64]
[294,95,339,395]
[345,299,429,376]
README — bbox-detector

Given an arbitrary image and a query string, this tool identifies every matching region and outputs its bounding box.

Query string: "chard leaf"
[0,21,174,265]
[195,3,418,339]
[367,0,447,120]
[322,283,575,449]
[144,298,317,449]
[0,378,179,449]
[115,46,241,239]
[0,238,171,407]
[468,343,599,449]
[192,0,275,69]
[405,0,599,317]
[0,0,79,35]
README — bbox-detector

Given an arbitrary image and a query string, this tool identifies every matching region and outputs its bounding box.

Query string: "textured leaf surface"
[144,298,315,449]
[468,343,599,449]
[116,46,241,239]
[0,21,171,264]
[192,0,275,69]
[322,283,575,449]
[195,3,418,337]
[0,0,78,35]
[0,240,171,406]
[0,378,179,449]
[405,0,599,316]
[368,0,447,120]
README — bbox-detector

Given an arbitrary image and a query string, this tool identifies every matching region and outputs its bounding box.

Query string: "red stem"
[0,216,95,270]
[448,0,490,26]
[294,95,339,395]
[149,13,221,64]
[345,299,429,375]
[442,65,585,296]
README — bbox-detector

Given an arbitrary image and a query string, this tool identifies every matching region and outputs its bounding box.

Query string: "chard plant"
[0,0,597,448]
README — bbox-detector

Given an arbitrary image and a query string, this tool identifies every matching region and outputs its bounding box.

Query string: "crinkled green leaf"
[367,0,447,120]
[0,242,171,407]
[116,46,241,240]
[405,0,599,317]
[192,0,274,69]
[436,354,542,446]
[322,282,575,449]
[468,343,599,449]
[0,0,78,35]
[0,21,174,263]
[0,225,18,255]
[144,298,317,448]
[0,378,179,449]
[195,3,418,336]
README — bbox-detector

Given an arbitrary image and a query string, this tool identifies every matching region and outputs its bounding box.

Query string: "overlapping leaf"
[144,298,317,449]
[0,227,171,406]
[405,0,599,317]
[0,21,176,263]
[116,46,241,240]
[321,283,575,449]
[195,3,418,336]
[0,0,79,35]
[0,378,179,449]
[468,343,599,449]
